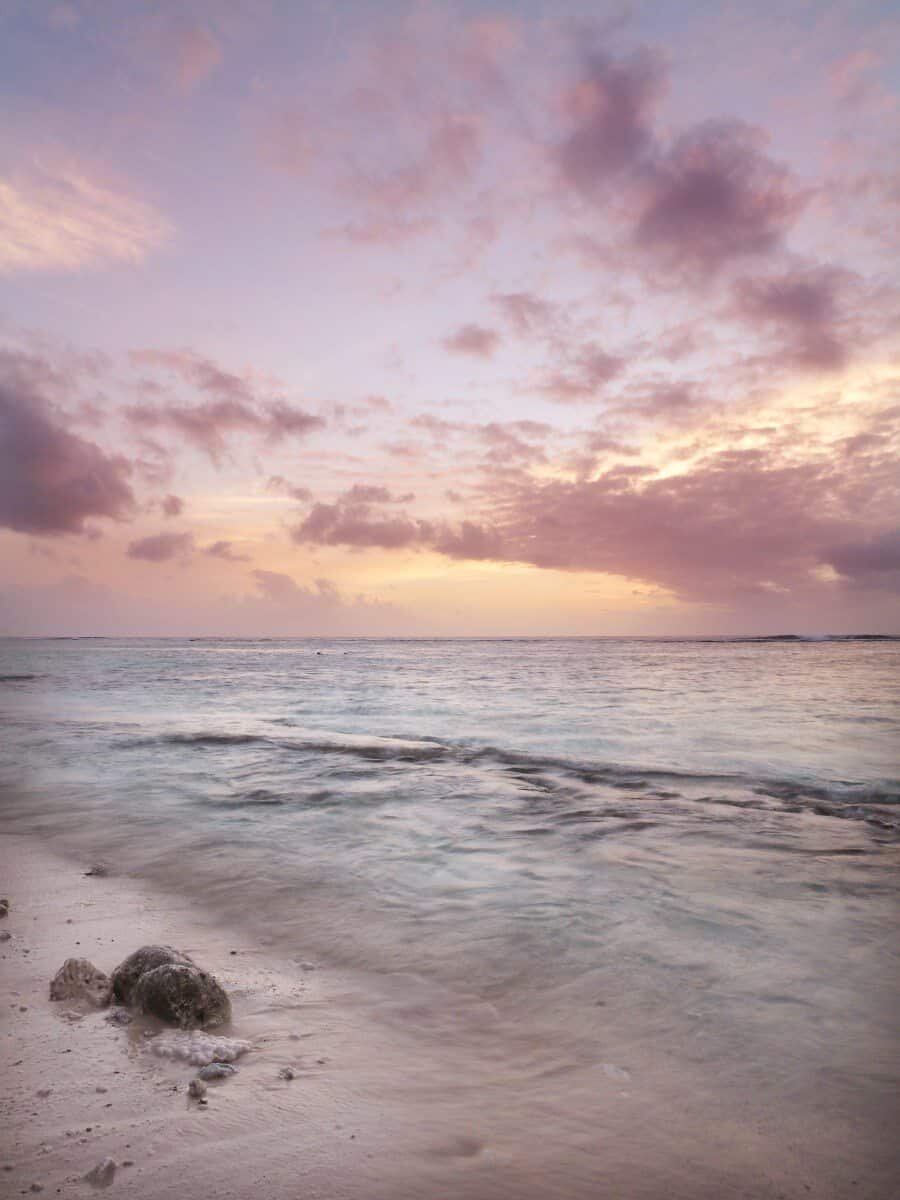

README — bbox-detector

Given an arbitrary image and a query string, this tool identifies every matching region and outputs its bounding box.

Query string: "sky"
[1,0,899,636]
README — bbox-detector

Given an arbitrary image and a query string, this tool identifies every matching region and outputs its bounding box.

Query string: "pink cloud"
[0,350,135,536]
[266,476,312,502]
[294,502,430,551]
[167,24,222,93]
[558,49,663,191]
[161,493,184,517]
[290,483,501,560]
[828,49,882,106]
[734,266,851,371]
[535,346,625,402]
[335,114,482,244]
[477,421,550,465]
[635,121,804,276]
[204,540,251,563]
[290,399,900,604]
[492,292,558,336]
[442,323,501,357]
[0,157,171,275]
[126,350,324,460]
[126,531,194,563]
[131,350,254,406]
[260,108,314,175]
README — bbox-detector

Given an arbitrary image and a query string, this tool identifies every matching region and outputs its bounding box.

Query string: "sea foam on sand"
[149,1029,251,1066]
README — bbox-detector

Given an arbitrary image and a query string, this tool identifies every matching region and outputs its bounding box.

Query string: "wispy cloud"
[0,158,172,275]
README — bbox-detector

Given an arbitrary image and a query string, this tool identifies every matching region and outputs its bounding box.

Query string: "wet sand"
[1,832,898,1200]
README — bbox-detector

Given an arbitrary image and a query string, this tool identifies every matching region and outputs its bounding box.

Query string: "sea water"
[1,636,898,1193]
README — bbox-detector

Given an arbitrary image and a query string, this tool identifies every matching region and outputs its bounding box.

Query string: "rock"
[30,1183,42,1192]
[110,945,194,1005]
[104,1007,132,1026]
[188,1079,207,1100]
[84,865,109,878]
[278,1067,296,1081]
[196,1062,236,1081]
[150,1030,250,1066]
[0,898,8,918]
[133,963,230,1029]
[0,930,10,942]
[84,1157,116,1188]
[49,959,111,1007]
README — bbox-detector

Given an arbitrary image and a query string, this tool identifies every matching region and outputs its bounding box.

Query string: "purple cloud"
[0,350,135,536]
[825,528,900,588]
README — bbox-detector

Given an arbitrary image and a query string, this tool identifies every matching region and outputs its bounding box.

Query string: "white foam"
[149,1031,251,1066]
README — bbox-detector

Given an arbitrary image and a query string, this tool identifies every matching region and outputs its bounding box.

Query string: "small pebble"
[30,1183,42,1193]
[196,1062,236,1081]
[0,930,10,942]
[84,1158,116,1188]
[36,1089,51,1099]
[278,1067,296,1081]
[188,1079,207,1100]
[95,1087,107,1094]
[0,898,9,917]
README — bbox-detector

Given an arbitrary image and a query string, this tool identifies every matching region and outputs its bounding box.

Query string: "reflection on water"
[1,636,899,1195]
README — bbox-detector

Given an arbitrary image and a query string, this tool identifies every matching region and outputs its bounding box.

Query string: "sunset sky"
[1,0,898,635]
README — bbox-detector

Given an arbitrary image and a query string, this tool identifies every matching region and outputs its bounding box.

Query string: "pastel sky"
[1,0,899,635]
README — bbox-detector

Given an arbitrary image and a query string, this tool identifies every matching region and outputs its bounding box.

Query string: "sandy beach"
[1,833,454,1200]
[3,828,898,1200]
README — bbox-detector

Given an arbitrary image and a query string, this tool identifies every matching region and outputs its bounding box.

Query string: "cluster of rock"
[49,944,231,1029]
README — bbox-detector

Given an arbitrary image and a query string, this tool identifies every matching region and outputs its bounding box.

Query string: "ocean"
[2,636,899,1192]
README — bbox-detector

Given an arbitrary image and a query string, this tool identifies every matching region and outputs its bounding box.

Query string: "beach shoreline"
[0,832,426,1199]
[3,830,899,1199]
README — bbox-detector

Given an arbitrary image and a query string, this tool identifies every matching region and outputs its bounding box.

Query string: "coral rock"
[49,959,111,1007]
[110,945,194,1005]
[133,963,230,1029]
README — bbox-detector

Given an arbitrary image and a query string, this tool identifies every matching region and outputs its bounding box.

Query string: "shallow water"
[2,636,899,1194]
